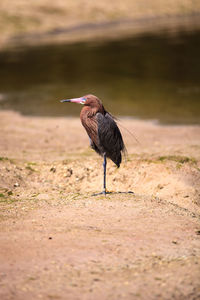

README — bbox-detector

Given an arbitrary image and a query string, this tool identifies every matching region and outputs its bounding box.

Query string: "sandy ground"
[1,0,200,49]
[0,110,200,299]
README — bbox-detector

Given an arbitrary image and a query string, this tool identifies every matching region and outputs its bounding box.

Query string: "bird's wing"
[96,112,125,167]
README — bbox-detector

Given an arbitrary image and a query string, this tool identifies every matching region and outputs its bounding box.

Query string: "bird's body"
[61,94,125,194]
[80,96,124,167]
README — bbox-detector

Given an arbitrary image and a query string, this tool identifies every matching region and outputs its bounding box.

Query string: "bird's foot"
[92,189,111,196]
[92,190,134,196]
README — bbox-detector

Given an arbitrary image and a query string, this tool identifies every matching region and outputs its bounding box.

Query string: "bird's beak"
[60,97,86,104]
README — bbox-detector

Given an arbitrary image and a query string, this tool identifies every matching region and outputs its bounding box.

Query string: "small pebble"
[172,240,178,244]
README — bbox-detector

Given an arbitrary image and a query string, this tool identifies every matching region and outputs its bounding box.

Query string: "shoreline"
[1,12,200,50]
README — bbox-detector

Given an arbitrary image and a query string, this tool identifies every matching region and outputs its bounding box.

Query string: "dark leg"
[102,153,107,195]
[92,153,109,196]
[92,153,134,196]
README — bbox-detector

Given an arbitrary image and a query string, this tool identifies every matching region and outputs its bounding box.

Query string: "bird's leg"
[92,153,110,196]
[102,153,107,195]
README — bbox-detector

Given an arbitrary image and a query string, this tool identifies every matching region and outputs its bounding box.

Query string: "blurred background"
[0,0,200,124]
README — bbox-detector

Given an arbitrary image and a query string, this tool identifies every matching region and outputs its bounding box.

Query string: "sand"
[0,110,200,299]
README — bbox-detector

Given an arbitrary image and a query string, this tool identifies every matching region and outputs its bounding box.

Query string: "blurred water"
[0,30,200,124]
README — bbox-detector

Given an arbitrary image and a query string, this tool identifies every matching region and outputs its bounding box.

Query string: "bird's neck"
[81,105,105,118]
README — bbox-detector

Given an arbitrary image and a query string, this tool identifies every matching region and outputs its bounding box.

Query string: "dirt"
[0,110,200,299]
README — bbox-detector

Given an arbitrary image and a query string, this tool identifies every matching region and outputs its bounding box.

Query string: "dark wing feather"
[96,112,125,167]
[89,137,101,155]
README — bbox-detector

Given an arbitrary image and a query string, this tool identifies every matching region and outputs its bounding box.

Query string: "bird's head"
[60,94,104,110]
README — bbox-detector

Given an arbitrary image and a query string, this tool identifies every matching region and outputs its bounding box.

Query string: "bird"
[60,94,125,195]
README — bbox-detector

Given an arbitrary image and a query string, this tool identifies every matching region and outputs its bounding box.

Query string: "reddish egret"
[60,94,125,195]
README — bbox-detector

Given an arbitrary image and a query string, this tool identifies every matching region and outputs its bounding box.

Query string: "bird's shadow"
[92,191,134,196]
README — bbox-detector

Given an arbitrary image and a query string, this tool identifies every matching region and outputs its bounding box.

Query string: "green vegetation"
[158,155,197,164]
[27,162,37,166]
[127,154,198,167]
[0,196,19,204]
[26,165,36,172]
[0,157,14,163]
[0,157,9,161]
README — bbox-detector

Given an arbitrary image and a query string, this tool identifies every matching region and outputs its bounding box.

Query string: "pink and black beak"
[60,97,86,104]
